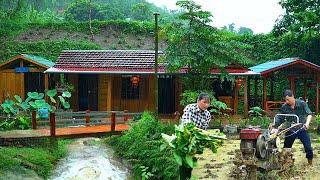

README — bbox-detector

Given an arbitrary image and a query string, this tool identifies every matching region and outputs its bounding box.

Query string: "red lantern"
[236,78,243,87]
[130,76,140,87]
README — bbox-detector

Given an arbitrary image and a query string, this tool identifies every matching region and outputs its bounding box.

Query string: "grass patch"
[0,139,71,179]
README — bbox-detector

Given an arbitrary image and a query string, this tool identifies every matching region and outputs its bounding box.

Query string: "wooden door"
[78,74,98,111]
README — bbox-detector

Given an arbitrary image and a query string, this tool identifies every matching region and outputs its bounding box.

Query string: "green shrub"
[106,112,178,179]
[248,106,271,129]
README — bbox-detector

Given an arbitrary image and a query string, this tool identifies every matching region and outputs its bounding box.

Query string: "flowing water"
[50,138,131,180]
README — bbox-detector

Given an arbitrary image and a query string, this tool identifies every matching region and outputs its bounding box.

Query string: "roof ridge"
[62,50,163,52]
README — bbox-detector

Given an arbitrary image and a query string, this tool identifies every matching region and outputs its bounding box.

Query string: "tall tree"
[131,2,152,21]
[238,26,253,35]
[165,0,252,90]
[273,0,320,64]
[274,0,320,35]
[64,0,104,21]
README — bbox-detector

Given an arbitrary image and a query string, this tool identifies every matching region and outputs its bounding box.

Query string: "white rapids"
[50,138,131,180]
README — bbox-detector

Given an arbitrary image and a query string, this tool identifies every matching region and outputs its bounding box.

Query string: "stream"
[50,138,131,180]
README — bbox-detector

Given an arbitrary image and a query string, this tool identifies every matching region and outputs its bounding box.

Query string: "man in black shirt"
[274,89,313,165]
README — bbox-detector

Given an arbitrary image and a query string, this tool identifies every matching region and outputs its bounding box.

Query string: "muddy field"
[193,133,320,180]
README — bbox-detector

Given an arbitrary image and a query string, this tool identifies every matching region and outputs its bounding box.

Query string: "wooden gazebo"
[0,54,54,103]
[249,58,320,114]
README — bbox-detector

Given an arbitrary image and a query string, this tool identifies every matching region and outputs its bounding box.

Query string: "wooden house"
[45,50,183,114]
[0,54,54,102]
[45,50,257,116]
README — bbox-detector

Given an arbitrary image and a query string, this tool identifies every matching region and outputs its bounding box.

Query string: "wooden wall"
[65,74,182,113]
[0,72,24,103]
[98,74,112,111]
[112,75,156,112]
[67,74,79,111]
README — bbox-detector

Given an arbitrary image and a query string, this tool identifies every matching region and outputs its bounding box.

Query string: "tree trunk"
[88,0,94,40]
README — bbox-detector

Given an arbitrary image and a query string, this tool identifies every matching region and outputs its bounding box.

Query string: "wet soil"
[193,134,320,180]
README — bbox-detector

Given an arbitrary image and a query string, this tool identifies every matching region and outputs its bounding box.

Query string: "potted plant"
[161,123,226,179]
[210,118,223,130]
[224,116,238,134]
[238,118,248,131]
[56,74,74,93]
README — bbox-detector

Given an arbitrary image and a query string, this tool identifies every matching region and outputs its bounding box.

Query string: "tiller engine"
[232,114,303,179]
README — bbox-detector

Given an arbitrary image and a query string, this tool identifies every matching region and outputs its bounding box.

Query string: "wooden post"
[50,112,56,137]
[111,112,116,131]
[85,110,90,126]
[154,12,160,114]
[254,77,258,106]
[303,79,307,101]
[44,74,49,102]
[243,77,248,118]
[263,76,267,111]
[270,77,274,101]
[316,80,319,114]
[288,76,296,95]
[32,111,37,129]
[124,110,128,121]
[107,78,112,111]
[19,59,25,100]
[234,81,239,115]
[248,76,251,108]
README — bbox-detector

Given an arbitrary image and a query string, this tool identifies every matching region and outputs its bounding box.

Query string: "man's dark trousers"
[284,129,313,159]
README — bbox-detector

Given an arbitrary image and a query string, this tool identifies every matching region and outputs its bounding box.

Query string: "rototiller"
[232,114,305,179]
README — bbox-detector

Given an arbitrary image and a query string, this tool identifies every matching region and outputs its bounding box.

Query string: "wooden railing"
[266,101,284,113]
[31,110,141,137]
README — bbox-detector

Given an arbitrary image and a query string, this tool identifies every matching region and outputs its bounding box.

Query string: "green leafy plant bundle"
[161,123,226,168]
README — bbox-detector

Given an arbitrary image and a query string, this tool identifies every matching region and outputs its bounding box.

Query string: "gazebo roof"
[0,54,54,69]
[249,58,320,76]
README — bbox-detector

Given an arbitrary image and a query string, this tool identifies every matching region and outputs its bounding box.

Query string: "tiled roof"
[45,50,256,75]
[54,50,165,69]
[45,67,183,74]
[249,58,320,75]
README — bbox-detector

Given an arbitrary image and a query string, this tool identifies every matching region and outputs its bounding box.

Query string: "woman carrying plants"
[180,92,211,130]
[162,93,225,179]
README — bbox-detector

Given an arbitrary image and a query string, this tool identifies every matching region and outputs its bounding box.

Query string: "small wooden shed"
[0,54,54,103]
